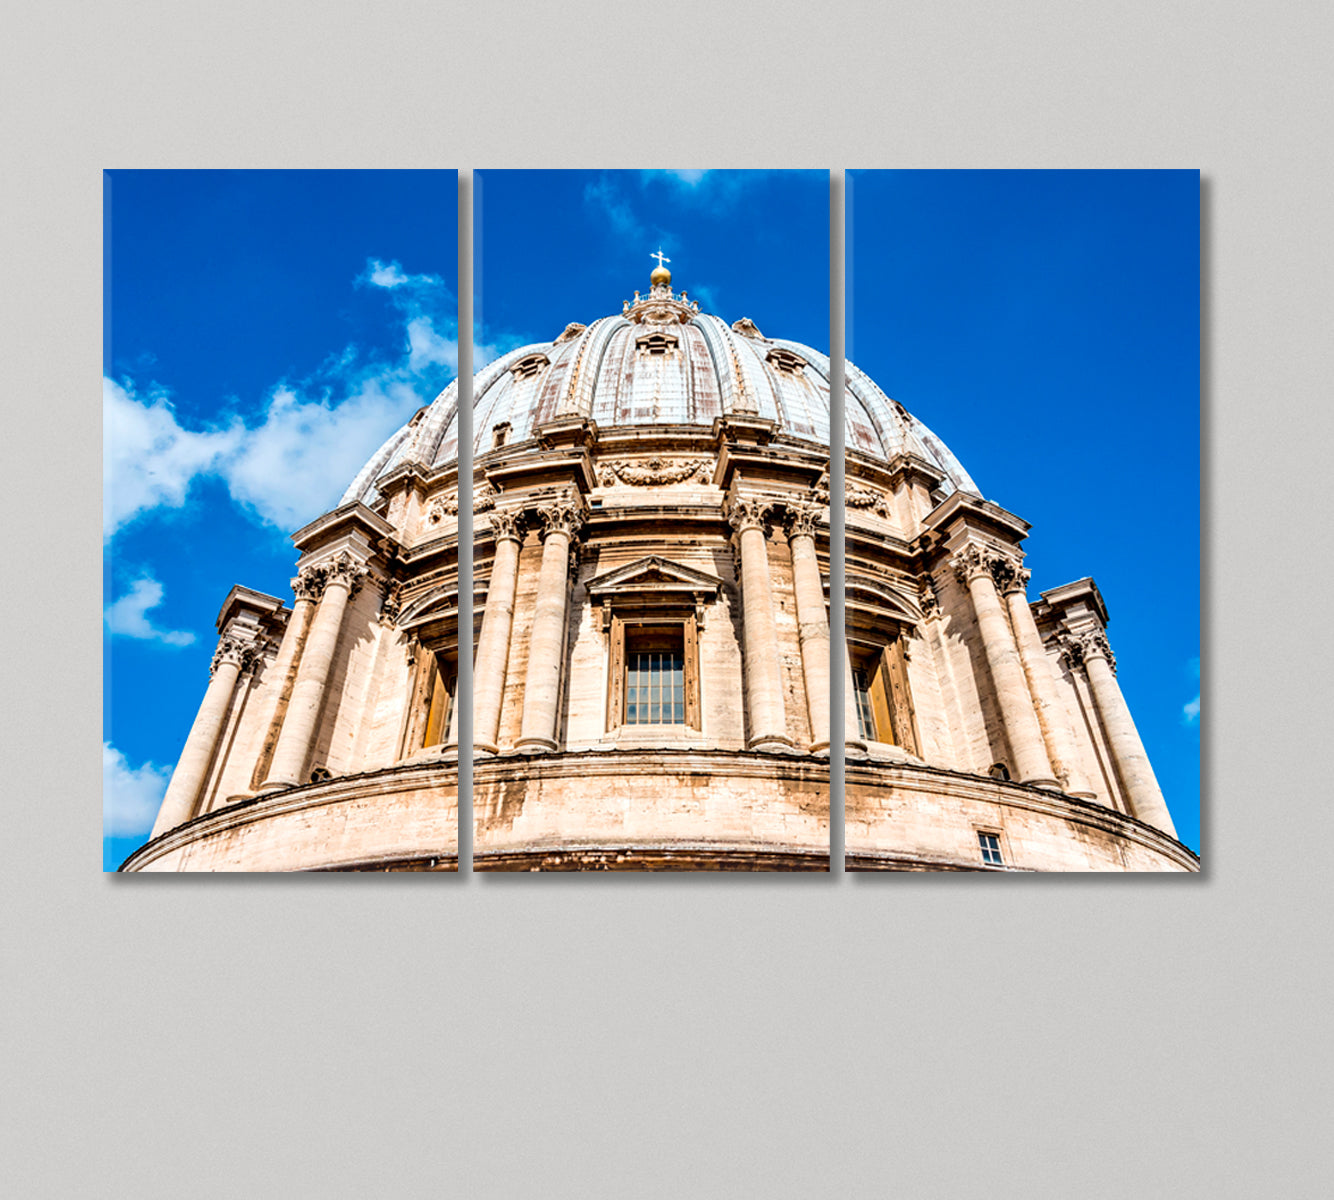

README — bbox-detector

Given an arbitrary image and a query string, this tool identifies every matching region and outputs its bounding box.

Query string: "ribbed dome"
[341,279,979,507]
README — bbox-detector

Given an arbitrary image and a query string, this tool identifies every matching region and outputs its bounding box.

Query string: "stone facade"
[125,265,1193,873]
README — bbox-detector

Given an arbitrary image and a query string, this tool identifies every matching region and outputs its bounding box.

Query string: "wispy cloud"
[103,377,241,538]
[583,175,644,240]
[105,257,458,538]
[639,169,710,189]
[103,742,172,838]
[104,576,195,646]
[1182,657,1200,725]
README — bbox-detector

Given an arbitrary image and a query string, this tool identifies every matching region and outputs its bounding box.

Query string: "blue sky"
[103,168,1197,866]
[477,170,829,358]
[850,170,1200,851]
[103,170,458,869]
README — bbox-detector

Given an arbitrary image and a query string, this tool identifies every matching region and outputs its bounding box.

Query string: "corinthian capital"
[533,501,585,540]
[292,564,327,602]
[211,631,264,677]
[784,503,821,541]
[950,544,992,585]
[1059,629,1116,673]
[986,549,1028,595]
[323,551,370,597]
[489,508,526,544]
[726,495,773,534]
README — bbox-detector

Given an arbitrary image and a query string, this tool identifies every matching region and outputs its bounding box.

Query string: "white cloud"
[406,316,458,372]
[224,377,424,529]
[104,257,459,538]
[103,377,241,538]
[1182,657,1200,725]
[104,576,196,646]
[362,257,444,292]
[103,742,172,838]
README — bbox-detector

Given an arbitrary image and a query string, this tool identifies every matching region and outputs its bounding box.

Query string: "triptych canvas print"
[104,169,1200,873]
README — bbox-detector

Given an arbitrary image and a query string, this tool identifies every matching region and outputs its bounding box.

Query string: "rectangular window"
[624,626,686,725]
[848,638,919,754]
[978,831,1003,866]
[852,667,876,742]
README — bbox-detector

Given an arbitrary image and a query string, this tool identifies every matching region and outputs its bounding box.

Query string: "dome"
[341,274,980,507]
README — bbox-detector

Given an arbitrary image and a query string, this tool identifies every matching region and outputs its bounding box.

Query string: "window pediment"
[586,556,724,603]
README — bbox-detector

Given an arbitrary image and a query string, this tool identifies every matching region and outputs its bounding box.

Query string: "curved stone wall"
[474,749,830,871]
[122,762,459,872]
[846,762,1197,872]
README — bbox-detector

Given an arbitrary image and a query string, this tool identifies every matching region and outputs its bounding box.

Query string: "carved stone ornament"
[554,322,586,344]
[986,550,1027,594]
[1059,629,1117,674]
[379,580,403,627]
[534,502,585,540]
[731,317,766,339]
[725,495,773,535]
[211,632,264,677]
[950,544,993,585]
[429,482,497,524]
[489,508,525,543]
[846,482,892,519]
[918,574,940,617]
[812,469,831,505]
[785,503,822,540]
[323,551,369,597]
[598,457,713,488]
[292,564,327,603]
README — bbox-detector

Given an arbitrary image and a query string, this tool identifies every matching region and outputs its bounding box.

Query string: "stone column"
[474,510,524,754]
[151,632,260,837]
[786,504,830,753]
[951,545,1058,788]
[249,567,324,790]
[994,561,1096,799]
[516,501,583,754]
[728,496,791,750]
[1068,631,1178,837]
[261,553,366,788]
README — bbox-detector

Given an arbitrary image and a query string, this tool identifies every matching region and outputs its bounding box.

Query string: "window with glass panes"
[624,626,686,725]
[852,667,876,742]
[978,831,1003,866]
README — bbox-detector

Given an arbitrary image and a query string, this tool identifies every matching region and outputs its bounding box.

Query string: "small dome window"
[765,347,807,377]
[510,353,550,380]
[635,331,679,357]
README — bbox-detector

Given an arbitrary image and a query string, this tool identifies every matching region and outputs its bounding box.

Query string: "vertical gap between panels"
[830,168,846,875]
[457,169,474,876]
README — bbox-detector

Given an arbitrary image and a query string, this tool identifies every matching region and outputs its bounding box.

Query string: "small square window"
[978,832,1003,866]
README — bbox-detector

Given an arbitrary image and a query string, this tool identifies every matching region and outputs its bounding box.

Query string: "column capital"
[784,502,822,541]
[1059,629,1116,673]
[533,499,585,540]
[987,549,1029,596]
[323,551,370,597]
[489,507,526,544]
[291,563,327,602]
[725,494,773,535]
[211,630,265,677]
[950,544,994,585]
